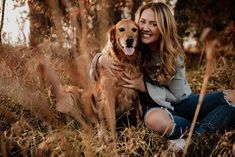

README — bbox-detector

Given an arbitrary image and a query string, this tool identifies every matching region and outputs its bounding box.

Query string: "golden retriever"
[37,19,143,139]
[93,19,142,138]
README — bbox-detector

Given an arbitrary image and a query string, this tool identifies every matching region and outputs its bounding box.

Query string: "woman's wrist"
[139,75,146,93]
[141,81,147,93]
[141,76,147,93]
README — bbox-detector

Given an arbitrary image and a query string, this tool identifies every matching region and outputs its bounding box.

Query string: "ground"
[0,44,235,156]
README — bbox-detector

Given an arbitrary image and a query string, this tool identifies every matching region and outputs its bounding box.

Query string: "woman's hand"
[98,55,123,76]
[121,73,146,92]
[224,90,235,105]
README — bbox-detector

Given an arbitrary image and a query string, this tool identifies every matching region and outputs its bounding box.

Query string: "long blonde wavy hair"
[135,2,185,85]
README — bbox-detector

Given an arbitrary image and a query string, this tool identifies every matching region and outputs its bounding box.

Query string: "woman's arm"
[146,57,191,104]
[121,72,177,109]
[89,53,123,81]
[143,64,191,110]
[121,56,192,109]
[167,56,192,101]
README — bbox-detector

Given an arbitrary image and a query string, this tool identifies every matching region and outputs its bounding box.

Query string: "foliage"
[175,0,235,55]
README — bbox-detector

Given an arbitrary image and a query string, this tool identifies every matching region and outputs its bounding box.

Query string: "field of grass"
[0,43,234,157]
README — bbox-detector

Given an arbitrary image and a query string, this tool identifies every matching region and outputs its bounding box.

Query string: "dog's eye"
[132,28,138,32]
[119,28,125,32]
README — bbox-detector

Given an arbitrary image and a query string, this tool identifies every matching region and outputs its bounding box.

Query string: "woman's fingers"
[120,74,145,92]
[121,84,134,89]
[121,76,132,83]
[121,76,138,89]
[111,64,123,71]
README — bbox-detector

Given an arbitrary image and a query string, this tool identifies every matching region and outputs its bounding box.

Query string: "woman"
[90,2,235,150]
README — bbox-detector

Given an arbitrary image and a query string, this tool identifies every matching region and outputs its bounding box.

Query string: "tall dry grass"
[1,34,235,157]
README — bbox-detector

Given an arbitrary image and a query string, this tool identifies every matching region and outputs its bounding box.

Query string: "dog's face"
[109,19,139,57]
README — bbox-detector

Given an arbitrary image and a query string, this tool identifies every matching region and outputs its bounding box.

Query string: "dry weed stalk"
[37,56,94,131]
[210,131,235,156]
[2,118,40,156]
[0,45,64,128]
[183,28,220,156]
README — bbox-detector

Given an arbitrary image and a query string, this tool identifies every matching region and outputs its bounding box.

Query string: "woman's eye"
[151,23,157,27]
[139,20,145,24]
[119,28,125,32]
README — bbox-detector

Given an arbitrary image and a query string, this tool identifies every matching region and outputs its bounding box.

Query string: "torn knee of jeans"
[223,91,235,107]
[164,109,175,137]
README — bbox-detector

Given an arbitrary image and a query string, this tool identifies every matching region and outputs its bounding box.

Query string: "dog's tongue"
[124,47,135,55]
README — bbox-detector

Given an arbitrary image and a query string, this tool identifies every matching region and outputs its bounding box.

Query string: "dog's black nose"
[126,38,134,47]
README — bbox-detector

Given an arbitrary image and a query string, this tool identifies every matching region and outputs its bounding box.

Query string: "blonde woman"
[90,2,235,150]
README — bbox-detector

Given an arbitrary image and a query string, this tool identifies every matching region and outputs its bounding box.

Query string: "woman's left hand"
[224,90,235,104]
[121,73,146,92]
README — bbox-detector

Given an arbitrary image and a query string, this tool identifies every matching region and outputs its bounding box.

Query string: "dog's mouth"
[118,39,136,56]
[123,47,135,56]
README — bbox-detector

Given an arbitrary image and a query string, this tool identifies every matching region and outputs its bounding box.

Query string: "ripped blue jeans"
[143,92,235,139]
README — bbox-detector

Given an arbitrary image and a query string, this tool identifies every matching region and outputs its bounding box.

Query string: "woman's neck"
[148,42,160,56]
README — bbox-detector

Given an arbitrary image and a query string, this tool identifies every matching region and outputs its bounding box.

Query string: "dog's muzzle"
[126,38,134,48]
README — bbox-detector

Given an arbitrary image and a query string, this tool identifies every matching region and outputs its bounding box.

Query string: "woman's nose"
[142,23,150,31]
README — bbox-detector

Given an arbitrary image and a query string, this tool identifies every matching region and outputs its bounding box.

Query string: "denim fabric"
[143,91,235,139]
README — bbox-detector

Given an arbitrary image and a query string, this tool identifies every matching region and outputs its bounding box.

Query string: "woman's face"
[138,8,161,46]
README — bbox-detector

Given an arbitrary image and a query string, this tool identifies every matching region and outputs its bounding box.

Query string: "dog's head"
[108,19,140,63]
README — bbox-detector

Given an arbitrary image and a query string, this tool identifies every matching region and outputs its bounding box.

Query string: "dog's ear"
[108,25,116,46]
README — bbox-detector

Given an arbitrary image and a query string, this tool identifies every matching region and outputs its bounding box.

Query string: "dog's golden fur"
[93,19,142,137]
[37,19,143,138]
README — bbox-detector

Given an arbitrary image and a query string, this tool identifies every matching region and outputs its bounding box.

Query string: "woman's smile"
[138,8,161,45]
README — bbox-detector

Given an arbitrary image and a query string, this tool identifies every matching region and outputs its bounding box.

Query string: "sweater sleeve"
[168,56,192,101]
[144,56,192,110]
[145,82,176,110]
[89,53,102,81]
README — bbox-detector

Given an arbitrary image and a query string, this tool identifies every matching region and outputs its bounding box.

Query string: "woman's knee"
[145,108,174,135]
[224,90,235,105]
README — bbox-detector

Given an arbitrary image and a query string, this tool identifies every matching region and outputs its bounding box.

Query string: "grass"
[0,43,235,157]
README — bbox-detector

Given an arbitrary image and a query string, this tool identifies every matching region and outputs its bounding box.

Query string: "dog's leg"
[99,92,116,139]
[135,97,143,129]
[99,78,117,139]
[80,89,99,125]
[106,95,116,139]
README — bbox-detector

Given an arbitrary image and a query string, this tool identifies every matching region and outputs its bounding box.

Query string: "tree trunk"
[131,0,142,19]
[28,0,52,47]
[0,0,6,43]
[95,0,113,49]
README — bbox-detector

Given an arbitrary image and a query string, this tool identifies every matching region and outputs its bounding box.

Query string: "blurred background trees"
[1,0,235,55]
[175,0,235,55]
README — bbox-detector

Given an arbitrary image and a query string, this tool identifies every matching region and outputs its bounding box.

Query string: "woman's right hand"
[98,55,123,76]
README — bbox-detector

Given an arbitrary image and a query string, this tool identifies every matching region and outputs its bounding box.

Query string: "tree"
[175,0,235,54]
[0,0,6,43]
[28,0,52,47]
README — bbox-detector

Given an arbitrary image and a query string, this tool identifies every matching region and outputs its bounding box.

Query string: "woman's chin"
[141,39,153,44]
[141,38,150,44]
